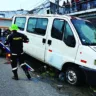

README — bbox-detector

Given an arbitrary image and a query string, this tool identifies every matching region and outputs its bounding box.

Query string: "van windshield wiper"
[90,43,96,45]
[84,42,96,46]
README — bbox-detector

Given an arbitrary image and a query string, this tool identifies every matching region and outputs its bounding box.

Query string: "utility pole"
[55,0,59,14]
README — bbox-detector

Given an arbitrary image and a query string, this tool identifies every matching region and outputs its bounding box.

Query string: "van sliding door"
[26,17,48,61]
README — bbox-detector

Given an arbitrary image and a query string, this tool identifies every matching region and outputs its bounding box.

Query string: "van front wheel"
[65,67,83,85]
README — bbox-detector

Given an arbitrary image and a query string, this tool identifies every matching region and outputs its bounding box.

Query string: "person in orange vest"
[4,24,31,80]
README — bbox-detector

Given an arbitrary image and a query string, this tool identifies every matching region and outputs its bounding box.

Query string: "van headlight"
[94,60,96,65]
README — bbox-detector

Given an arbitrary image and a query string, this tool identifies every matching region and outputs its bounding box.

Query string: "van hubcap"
[67,70,77,84]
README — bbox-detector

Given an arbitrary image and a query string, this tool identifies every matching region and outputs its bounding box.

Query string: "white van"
[12,14,96,85]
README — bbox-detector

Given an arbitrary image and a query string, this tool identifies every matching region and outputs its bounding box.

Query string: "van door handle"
[48,40,52,45]
[42,38,46,44]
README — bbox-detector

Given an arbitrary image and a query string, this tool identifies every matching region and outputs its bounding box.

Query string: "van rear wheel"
[65,67,83,85]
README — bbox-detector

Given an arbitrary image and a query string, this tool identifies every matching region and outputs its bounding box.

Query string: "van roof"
[13,14,75,19]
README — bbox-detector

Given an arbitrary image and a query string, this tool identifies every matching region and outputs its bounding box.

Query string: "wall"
[0,10,28,18]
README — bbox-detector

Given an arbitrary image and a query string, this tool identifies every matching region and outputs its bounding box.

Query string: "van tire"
[65,67,83,86]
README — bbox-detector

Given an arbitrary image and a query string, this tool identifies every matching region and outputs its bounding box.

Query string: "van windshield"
[71,19,96,46]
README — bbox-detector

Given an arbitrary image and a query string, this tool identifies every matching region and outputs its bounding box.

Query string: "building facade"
[29,0,64,14]
[29,0,96,26]
[0,9,28,18]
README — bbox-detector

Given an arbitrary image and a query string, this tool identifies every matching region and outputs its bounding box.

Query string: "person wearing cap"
[4,24,31,80]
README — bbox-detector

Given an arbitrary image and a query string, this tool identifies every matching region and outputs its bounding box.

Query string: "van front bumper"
[80,66,96,85]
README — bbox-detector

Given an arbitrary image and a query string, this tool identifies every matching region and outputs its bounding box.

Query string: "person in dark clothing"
[4,24,31,80]
[63,1,66,14]
[71,0,75,12]
[65,0,70,13]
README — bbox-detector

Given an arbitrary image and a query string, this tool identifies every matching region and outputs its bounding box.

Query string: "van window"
[27,18,48,36]
[64,21,75,47]
[14,17,26,31]
[27,18,36,33]
[72,19,96,45]
[51,19,64,40]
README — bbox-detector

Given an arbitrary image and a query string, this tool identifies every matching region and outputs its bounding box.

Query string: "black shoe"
[12,76,19,80]
[25,71,31,80]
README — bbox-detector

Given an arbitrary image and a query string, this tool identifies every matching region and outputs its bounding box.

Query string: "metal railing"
[61,0,96,14]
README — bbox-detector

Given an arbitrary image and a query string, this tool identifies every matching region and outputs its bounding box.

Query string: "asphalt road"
[0,57,66,96]
[0,58,71,96]
[0,56,95,96]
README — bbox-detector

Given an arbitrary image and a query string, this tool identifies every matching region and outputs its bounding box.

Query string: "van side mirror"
[64,35,76,47]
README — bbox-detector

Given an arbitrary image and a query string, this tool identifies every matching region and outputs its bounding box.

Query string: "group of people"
[4,24,31,80]
[62,0,96,14]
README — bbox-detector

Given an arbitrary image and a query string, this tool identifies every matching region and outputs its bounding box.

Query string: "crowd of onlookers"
[62,0,96,14]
